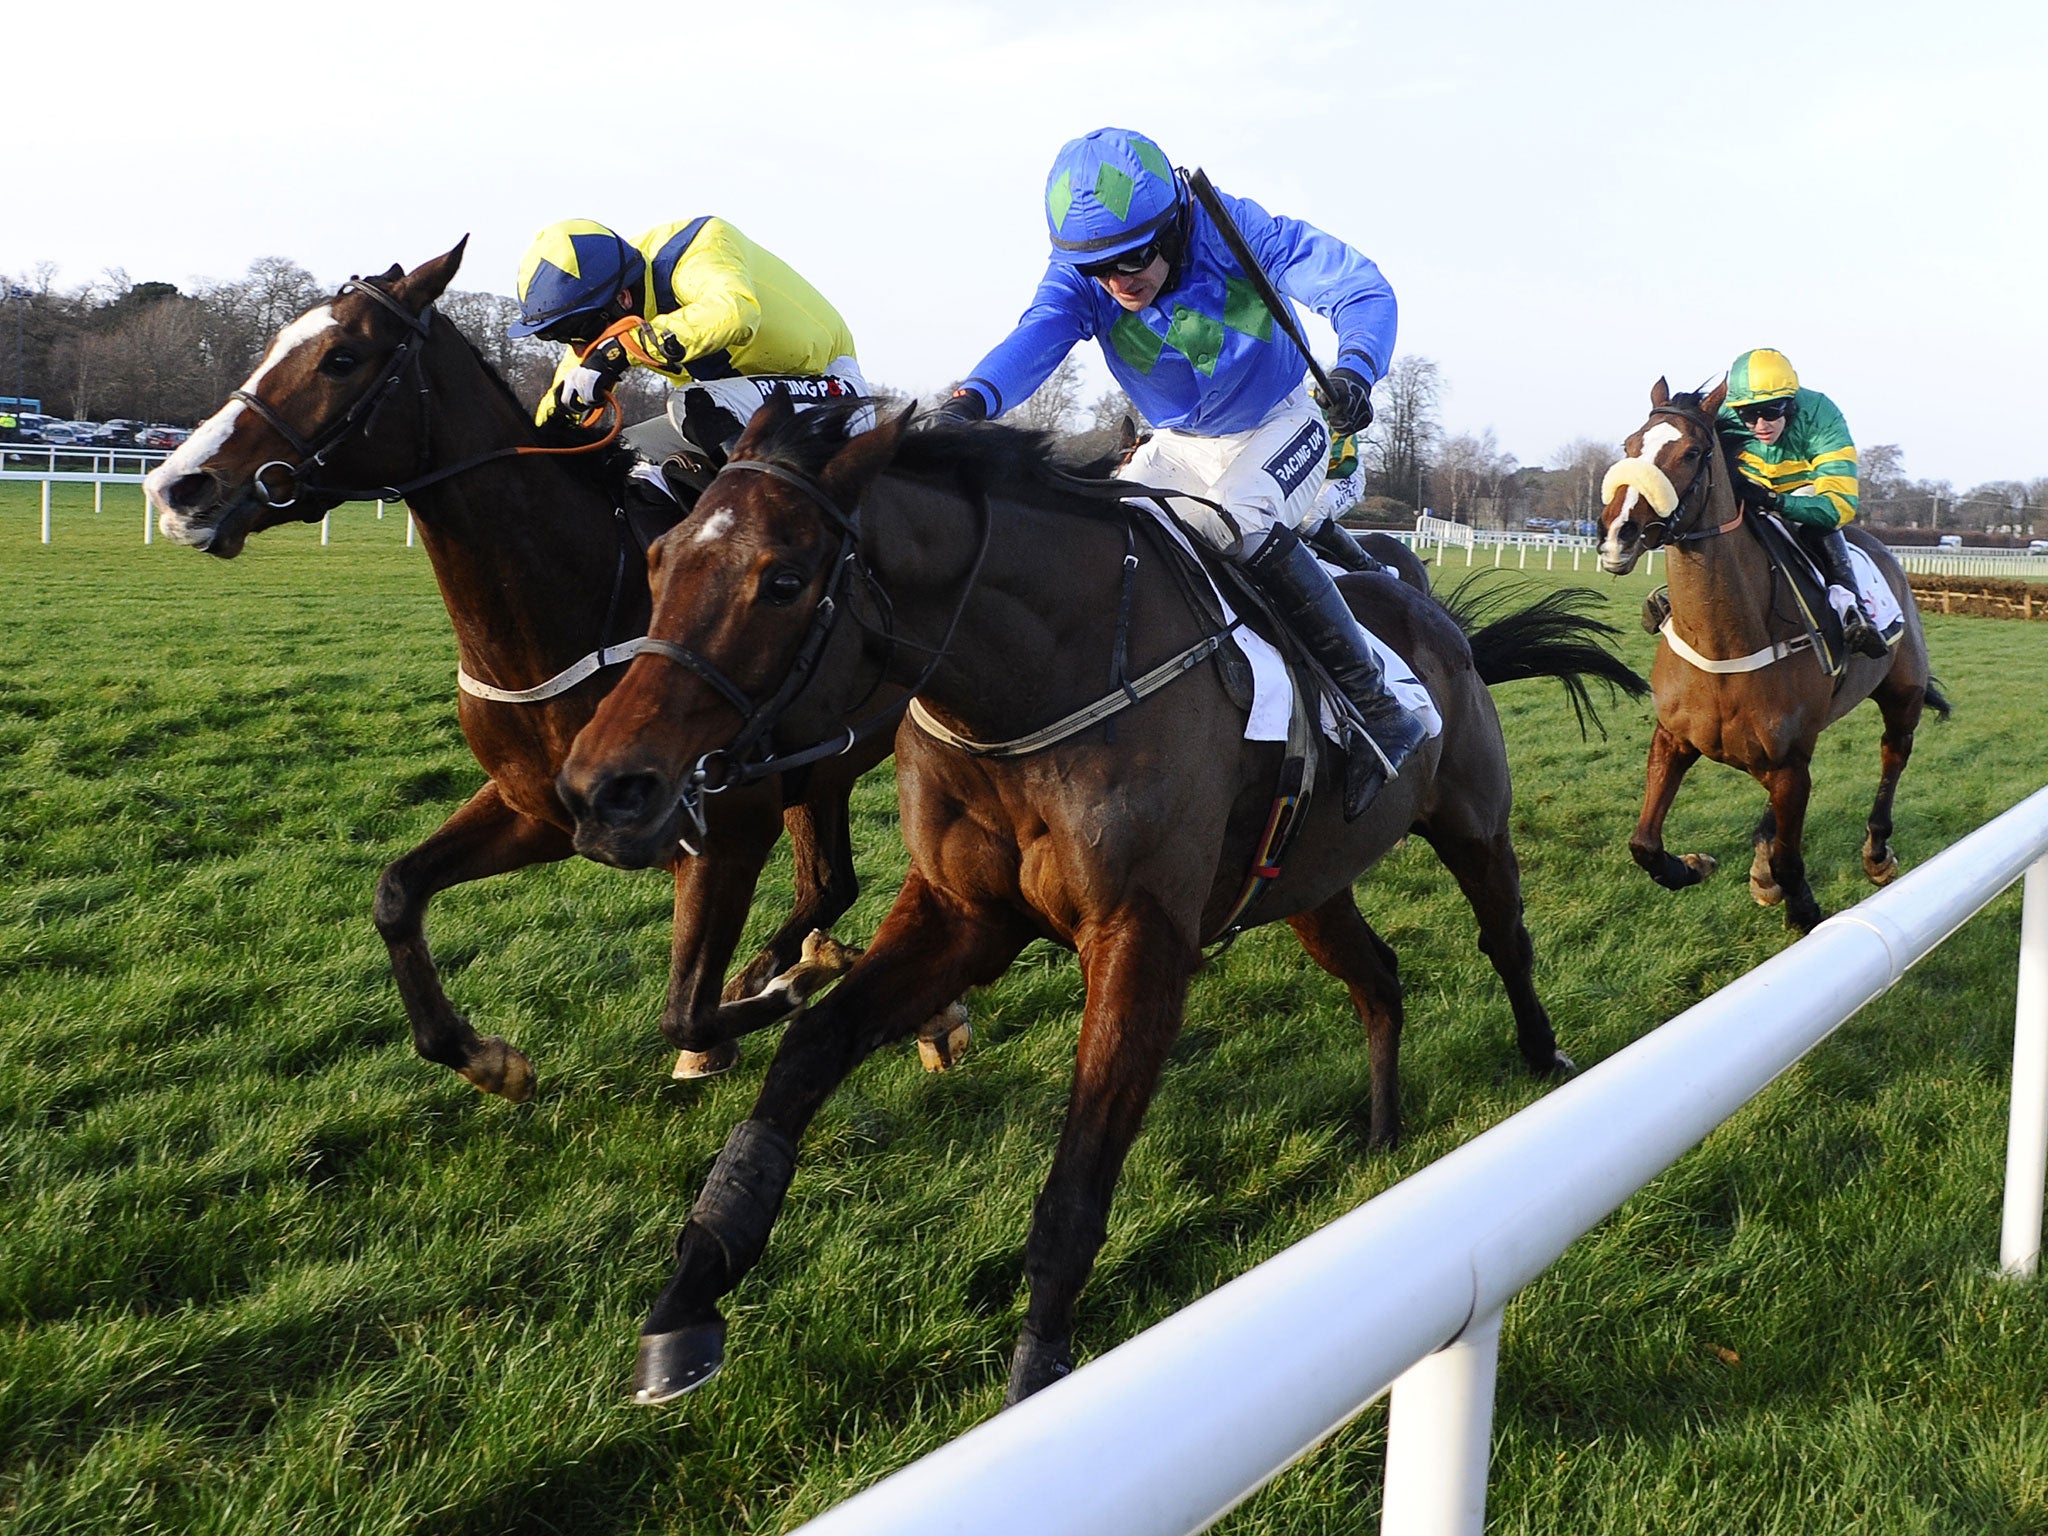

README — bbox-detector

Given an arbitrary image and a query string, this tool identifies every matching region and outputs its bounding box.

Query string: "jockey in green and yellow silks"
[511,217,863,459]
[1717,348,1886,658]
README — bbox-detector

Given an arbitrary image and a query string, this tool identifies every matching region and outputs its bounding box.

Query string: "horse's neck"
[1663,497,1782,651]
[402,339,640,679]
[869,476,1187,727]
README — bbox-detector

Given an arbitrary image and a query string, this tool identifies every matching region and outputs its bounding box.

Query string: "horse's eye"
[1681,446,1701,462]
[760,565,808,605]
[320,350,361,378]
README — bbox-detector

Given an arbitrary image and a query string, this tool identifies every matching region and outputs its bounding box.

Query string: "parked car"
[38,422,96,446]
[13,413,57,442]
[2027,540,2048,556]
[98,419,147,446]
[137,426,191,450]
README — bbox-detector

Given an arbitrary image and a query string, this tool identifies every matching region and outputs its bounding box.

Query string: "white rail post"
[321,512,331,546]
[376,498,385,519]
[41,481,51,543]
[143,496,153,544]
[94,480,103,515]
[406,512,415,547]
[1380,1309,1502,1536]
[2000,857,2048,1277]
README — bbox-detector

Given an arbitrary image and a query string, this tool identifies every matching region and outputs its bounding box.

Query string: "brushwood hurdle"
[787,784,2048,1536]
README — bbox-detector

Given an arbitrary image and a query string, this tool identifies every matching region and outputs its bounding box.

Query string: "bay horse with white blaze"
[555,397,1647,1406]
[144,241,900,1097]
[1598,377,1948,934]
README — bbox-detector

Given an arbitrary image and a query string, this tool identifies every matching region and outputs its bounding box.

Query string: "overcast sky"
[8,1,2041,486]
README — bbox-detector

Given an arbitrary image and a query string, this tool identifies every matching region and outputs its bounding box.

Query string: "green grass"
[4,483,2048,1533]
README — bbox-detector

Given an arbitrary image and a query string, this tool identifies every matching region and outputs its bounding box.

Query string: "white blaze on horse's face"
[147,303,342,544]
[693,509,735,544]
[1597,421,1686,574]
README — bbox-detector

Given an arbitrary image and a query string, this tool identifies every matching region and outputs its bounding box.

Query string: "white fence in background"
[2,449,412,546]
[790,784,2048,1536]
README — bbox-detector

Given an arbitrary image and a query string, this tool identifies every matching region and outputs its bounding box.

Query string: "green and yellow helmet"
[1726,348,1800,409]
[508,219,645,339]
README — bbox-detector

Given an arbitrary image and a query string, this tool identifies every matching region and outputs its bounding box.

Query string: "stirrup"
[1642,586,1671,635]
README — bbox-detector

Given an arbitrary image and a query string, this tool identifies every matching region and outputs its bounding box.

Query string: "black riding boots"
[1801,525,1889,659]
[1304,516,1387,576]
[1244,526,1428,820]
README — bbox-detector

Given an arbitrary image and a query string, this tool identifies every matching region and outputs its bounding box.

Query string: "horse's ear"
[391,237,468,315]
[818,405,912,503]
[1701,378,1728,415]
[1650,376,1670,407]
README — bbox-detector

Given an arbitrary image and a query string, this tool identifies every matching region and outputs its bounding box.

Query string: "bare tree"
[1012,355,1085,433]
[1089,385,1144,434]
[1435,428,1517,526]
[1364,355,1442,511]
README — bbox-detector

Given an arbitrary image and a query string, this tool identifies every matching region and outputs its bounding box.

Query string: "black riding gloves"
[558,334,632,413]
[1318,367,1375,435]
[1740,480,1784,514]
[928,389,989,427]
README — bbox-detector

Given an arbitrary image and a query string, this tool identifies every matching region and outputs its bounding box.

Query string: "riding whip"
[1186,168,1334,398]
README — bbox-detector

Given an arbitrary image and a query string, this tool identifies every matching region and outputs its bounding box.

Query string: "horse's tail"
[1441,575,1650,739]
[1924,674,1954,719]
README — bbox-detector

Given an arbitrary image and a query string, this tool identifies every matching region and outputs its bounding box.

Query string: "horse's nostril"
[164,472,217,513]
[592,772,662,828]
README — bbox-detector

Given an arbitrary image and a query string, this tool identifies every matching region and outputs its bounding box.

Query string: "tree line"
[6,257,2038,540]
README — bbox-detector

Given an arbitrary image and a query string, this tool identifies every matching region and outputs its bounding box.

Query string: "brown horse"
[1598,377,1948,934]
[143,242,894,1096]
[554,397,1645,1406]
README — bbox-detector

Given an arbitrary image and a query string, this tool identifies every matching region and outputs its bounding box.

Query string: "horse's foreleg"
[632,873,1028,1406]
[723,790,860,1004]
[1008,898,1199,1406]
[371,782,571,1101]
[655,787,783,1077]
[1749,808,1783,906]
[1757,762,1820,933]
[1288,893,1406,1147]
[1420,824,1575,1080]
[1863,685,1926,886]
[1631,725,1715,889]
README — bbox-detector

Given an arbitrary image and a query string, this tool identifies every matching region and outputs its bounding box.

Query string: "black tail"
[1925,674,1953,719]
[1442,575,1650,738]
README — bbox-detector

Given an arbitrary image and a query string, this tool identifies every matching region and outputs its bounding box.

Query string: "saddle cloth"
[1136,502,1442,745]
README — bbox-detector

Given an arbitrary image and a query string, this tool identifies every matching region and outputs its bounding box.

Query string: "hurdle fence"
[789,783,2048,1536]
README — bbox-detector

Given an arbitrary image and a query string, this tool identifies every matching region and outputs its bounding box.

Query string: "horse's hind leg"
[372,781,571,1101]
[1749,808,1783,906]
[1756,761,1821,934]
[1631,724,1717,888]
[632,872,1029,1406]
[1008,895,1201,1404]
[1288,891,1405,1147]
[1419,821,1576,1079]
[1863,680,1927,886]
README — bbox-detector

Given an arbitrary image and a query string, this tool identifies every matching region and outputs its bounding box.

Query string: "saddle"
[1644,512,1902,681]
[618,454,711,553]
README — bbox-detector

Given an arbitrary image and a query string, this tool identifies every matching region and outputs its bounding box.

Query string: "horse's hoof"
[1681,853,1718,879]
[672,1042,739,1080]
[916,1002,972,1073]
[1750,878,1784,908]
[460,1037,536,1103]
[630,1318,727,1406]
[1866,852,1900,886]
[1547,1050,1578,1078]
[1002,1326,1073,1406]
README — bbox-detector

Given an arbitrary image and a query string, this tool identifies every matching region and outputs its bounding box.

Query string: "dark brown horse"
[1598,377,1948,933]
[554,397,1645,1406]
[143,242,895,1095]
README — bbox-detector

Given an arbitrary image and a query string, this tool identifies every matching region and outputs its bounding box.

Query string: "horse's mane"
[1667,390,1747,483]
[742,398,1130,512]
[433,310,641,495]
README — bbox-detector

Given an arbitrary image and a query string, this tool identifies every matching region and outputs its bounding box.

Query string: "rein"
[1632,399,1744,551]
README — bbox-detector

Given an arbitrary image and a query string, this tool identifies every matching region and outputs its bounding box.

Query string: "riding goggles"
[1079,240,1166,279]
[1736,399,1795,424]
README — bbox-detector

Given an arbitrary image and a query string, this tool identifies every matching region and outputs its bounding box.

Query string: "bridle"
[224,276,619,518]
[1627,397,1744,551]
[637,452,991,850]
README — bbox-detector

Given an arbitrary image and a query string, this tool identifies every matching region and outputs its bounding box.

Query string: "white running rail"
[789,784,2048,1536]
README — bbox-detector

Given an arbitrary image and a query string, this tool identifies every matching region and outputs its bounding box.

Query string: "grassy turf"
[3,483,2047,1534]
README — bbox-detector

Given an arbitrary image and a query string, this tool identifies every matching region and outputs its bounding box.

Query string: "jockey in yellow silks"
[1717,348,1886,658]
[510,217,864,460]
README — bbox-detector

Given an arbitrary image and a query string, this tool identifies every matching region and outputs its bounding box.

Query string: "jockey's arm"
[953,268,1095,418]
[1237,192,1398,386]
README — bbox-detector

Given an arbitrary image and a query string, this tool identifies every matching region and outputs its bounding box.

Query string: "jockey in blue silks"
[932,127,1425,819]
